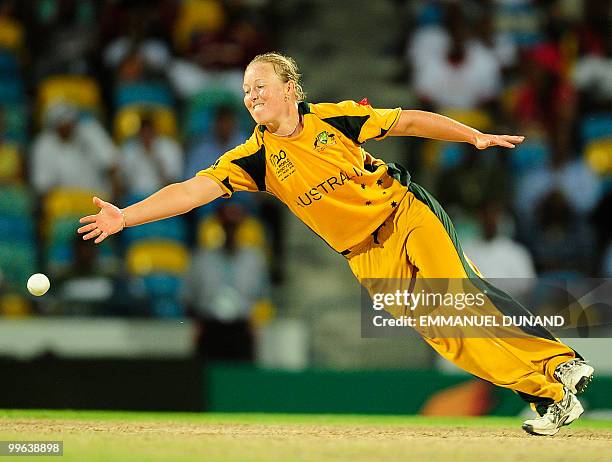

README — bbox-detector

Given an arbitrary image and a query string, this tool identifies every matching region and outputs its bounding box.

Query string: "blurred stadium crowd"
[0,0,610,351]
[402,0,611,285]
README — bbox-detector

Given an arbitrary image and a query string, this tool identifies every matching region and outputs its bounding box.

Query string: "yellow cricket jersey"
[197,100,409,252]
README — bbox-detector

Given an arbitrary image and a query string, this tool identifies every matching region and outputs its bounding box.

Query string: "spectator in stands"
[512,43,576,134]
[472,2,517,70]
[591,190,612,276]
[437,146,510,217]
[462,199,535,296]
[118,114,183,198]
[187,16,270,72]
[30,102,119,197]
[528,190,595,275]
[514,130,601,226]
[184,105,246,179]
[102,10,171,80]
[573,0,610,58]
[52,235,118,316]
[24,0,99,80]
[167,9,269,99]
[182,202,268,361]
[573,33,612,113]
[513,126,599,276]
[409,3,501,110]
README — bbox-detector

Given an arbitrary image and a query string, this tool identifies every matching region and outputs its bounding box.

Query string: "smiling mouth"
[253,103,264,109]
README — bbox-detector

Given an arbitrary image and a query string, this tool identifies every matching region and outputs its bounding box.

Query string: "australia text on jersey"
[295,167,364,207]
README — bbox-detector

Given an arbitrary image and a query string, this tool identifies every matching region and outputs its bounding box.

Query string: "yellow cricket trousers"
[345,182,576,404]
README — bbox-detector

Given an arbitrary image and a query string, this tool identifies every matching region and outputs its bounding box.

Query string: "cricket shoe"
[522,388,584,436]
[554,359,594,394]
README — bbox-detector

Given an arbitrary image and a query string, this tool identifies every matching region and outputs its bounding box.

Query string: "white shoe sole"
[522,397,584,436]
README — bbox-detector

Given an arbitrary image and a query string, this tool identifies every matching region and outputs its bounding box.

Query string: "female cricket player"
[78,52,593,436]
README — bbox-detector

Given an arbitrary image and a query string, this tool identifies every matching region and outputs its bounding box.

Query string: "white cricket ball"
[27,273,50,296]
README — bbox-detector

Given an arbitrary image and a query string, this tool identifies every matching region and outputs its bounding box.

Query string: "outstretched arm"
[388,110,524,149]
[78,175,224,244]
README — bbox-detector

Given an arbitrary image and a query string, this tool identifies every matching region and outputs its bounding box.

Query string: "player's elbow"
[180,175,225,211]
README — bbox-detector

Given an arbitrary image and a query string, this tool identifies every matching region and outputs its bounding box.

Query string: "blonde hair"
[248,52,306,102]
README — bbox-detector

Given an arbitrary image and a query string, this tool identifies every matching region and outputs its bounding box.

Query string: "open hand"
[77,197,125,244]
[474,133,525,150]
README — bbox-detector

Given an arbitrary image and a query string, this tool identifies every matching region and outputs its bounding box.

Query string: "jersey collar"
[258,101,310,133]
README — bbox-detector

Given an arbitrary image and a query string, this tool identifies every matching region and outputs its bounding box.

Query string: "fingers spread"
[77,223,97,234]
[83,229,100,240]
[79,215,97,224]
[94,231,108,244]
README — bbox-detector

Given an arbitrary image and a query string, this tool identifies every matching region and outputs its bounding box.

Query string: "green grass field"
[1,410,611,462]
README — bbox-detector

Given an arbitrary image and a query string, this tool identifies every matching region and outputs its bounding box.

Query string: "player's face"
[243,62,289,125]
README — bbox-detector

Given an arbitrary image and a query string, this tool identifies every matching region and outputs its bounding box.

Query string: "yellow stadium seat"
[237,217,266,248]
[250,299,275,328]
[197,216,224,249]
[0,143,22,182]
[501,84,520,118]
[114,105,178,143]
[585,138,612,175]
[173,0,226,52]
[38,75,102,125]
[44,188,101,221]
[0,17,24,51]
[197,216,266,249]
[42,189,102,240]
[126,240,190,275]
[422,140,443,170]
[0,294,31,317]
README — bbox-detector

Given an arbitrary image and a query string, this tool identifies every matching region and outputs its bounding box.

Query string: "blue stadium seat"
[122,216,188,245]
[139,273,184,318]
[602,177,612,194]
[416,2,443,25]
[0,242,36,292]
[1,104,27,144]
[46,242,118,276]
[581,113,612,144]
[47,216,82,248]
[141,273,183,298]
[46,243,72,268]
[0,185,32,216]
[439,143,464,170]
[184,106,214,138]
[0,49,18,77]
[183,88,252,139]
[115,82,173,109]
[45,215,119,276]
[150,298,184,318]
[0,215,34,243]
[510,139,550,174]
[0,78,24,104]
